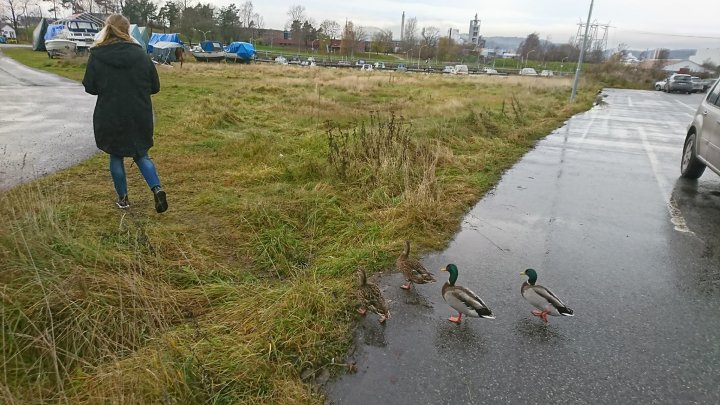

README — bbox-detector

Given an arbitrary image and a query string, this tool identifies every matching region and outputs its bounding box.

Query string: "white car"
[681,78,720,178]
[691,77,704,93]
[655,79,666,91]
[519,68,538,76]
[274,56,287,65]
[540,70,554,77]
[454,65,469,75]
[442,66,456,74]
[361,64,373,71]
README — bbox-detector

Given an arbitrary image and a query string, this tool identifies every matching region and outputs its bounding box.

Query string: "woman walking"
[82,14,168,213]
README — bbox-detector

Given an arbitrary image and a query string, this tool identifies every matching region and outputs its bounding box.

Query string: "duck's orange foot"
[448,314,462,324]
[532,310,543,317]
[540,311,550,323]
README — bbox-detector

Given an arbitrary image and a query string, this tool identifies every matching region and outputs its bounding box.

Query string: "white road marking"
[638,126,694,234]
[627,96,634,107]
[579,116,595,143]
[674,99,698,112]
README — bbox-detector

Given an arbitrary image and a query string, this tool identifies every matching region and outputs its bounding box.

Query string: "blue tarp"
[200,40,222,52]
[224,41,256,61]
[44,24,66,41]
[146,33,182,53]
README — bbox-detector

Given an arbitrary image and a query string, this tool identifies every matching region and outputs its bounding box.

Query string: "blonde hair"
[93,14,133,47]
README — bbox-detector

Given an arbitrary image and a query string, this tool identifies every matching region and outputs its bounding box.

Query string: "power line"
[610,27,720,40]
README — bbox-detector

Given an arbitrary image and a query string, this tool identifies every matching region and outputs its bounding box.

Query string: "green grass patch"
[0,47,596,404]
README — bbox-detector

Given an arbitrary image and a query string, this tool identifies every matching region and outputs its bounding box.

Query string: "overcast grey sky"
[242,0,719,50]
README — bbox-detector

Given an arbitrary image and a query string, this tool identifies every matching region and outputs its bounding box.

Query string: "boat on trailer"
[43,13,103,58]
[223,41,256,64]
[191,40,225,62]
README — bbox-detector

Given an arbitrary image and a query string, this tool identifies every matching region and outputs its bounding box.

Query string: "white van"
[454,65,469,75]
[520,68,538,76]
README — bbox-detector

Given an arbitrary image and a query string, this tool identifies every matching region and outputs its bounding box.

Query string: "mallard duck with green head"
[520,268,574,323]
[356,268,390,323]
[396,240,436,290]
[441,264,495,324]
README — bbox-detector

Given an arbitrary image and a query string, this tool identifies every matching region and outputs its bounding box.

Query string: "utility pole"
[571,0,594,102]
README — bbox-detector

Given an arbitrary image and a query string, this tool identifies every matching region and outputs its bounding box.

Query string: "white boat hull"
[191,51,225,62]
[45,39,77,58]
[224,52,253,63]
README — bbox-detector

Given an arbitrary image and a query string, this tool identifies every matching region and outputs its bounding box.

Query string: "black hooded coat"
[82,41,160,157]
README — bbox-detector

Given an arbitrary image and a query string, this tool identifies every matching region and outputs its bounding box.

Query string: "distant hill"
[632,49,697,60]
[483,36,525,51]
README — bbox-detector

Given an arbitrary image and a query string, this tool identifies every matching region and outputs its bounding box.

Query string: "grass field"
[0,48,595,403]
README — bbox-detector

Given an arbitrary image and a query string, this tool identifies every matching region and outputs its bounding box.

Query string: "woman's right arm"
[149,57,160,95]
[82,54,98,95]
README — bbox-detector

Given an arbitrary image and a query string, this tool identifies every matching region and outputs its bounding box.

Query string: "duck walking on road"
[396,240,436,290]
[356,268,390,323]
[441,264,495,324]
[520,269,574,323]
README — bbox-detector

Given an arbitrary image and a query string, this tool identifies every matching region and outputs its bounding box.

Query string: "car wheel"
[680,132,706,179]
[655,85,661,90]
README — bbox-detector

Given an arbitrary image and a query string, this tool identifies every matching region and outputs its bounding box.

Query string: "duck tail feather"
[558,307,574,316]
[476,308,494,319]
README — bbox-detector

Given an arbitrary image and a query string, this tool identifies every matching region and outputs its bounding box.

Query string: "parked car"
[680,78,720,179]
[373,62,385,69]
[337,60,351,66]
[484,68,499,74]
[454,65,469,75]
[540,70,554,77]
[702,78,717,92]
[664,73,693,93]
[396,64,407,72]
[274,56,287,64]
[691,77,704,93]
[442,65,456,74]
[0,35,6,44]
[361,64,373,71]
[288,56,301,65]
[519,68,539,76]
[655,79,666,91]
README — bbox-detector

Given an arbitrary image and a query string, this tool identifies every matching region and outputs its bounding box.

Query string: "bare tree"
[239,0,264,41]
[18,0,38,40]
[319,19,339,39]
[318,19,338,53]
[370,28,392,54]
[2,0,20,39]
[420,26,439,47]
[238,0,254,28]
[403,17,418,51]
[341,20,363,58]
[286,4,304,29]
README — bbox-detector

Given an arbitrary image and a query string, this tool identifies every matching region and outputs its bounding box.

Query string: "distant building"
[1,25,16,39]
[662,60,709,73]
[690,48,720,67]
[468,14,481,46]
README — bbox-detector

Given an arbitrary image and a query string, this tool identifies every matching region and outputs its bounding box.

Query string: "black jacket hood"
[90,41,148,69]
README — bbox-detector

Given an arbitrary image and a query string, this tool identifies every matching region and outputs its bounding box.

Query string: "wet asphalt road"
[328,89,720,404]
[0,48,96,191]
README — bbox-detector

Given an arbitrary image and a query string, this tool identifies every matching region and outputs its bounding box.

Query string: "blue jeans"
[109,154,161,197]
